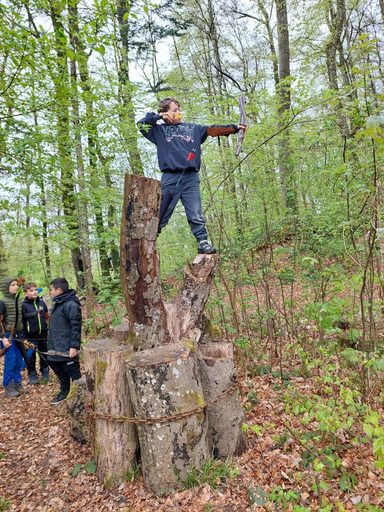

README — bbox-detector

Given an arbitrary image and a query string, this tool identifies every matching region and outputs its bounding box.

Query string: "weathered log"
[120,174,167,350]
[197,343,247,459]
[66,376,89,444]
[167,255,220,342]
[120,175,221,350]
[126,344,209,495]
[83,338,138,488]
[114,322,131,342]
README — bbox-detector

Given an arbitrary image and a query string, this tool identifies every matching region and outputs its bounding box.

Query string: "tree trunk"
[66,376,90,444]
[126,343,209,495]
[83,339,138,488]
[276,0,296,213]
[120,174,166,349]
[120,174,221,350]
[197,343,246,459]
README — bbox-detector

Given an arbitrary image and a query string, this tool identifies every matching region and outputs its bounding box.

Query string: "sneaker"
[198,240,217,254]
[15,382,30,394]
[41,368,49,381]
[3,383,20,398]
[28,371,40,385]
[50,392,68,405]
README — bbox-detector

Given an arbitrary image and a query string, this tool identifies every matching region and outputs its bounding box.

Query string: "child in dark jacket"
[137,97,246,254]
[48,277,82,405]
[0,276,29,398]
[22,282,49,385]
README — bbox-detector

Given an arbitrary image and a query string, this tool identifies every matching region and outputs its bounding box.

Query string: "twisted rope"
[85,385,238,425]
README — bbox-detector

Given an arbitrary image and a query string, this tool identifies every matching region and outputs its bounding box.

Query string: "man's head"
[50,277,69,298]
[23,282,39,300]
[158,97,182,125]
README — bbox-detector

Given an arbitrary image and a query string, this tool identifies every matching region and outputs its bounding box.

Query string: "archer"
[137,97,246,254]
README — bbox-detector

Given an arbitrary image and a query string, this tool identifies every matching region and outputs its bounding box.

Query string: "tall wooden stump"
[83,339,138,488]
[126,344,209,495]
[120,175,167,349]
[197,343,247,459]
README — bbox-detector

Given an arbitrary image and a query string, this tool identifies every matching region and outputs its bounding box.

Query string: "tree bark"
[66,376,90,444]
[120,174,221,350]
[120,174,166,349]
[197,343,246,459]
[126,344,209,495]
[83,339,138,488]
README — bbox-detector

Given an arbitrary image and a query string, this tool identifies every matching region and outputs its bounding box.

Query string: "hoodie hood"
[52,289,80,305]
[0,277,18,298]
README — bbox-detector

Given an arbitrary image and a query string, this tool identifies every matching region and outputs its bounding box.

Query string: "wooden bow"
[235,94,246,156]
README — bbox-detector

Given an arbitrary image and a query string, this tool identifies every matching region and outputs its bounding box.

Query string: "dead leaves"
[0,365,383,511]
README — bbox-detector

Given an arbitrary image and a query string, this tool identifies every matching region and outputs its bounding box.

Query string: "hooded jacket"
[137,112,239,173]
[0,277,23,333]
[22,296,48,335]
[48,289,82,361]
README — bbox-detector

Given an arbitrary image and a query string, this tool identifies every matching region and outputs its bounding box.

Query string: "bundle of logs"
[68,175,246,495]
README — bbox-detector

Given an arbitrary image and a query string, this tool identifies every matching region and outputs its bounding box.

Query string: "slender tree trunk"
[116,0,144,176]
[49,2,83,288]
[67,39,97,329]
[276,0,295,212]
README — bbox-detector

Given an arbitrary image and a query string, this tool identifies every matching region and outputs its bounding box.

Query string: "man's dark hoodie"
[48,289,82,362]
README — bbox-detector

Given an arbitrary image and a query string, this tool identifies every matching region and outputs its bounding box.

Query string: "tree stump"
[126,344,209,495]
[120,175,167,350]
[114,322,131,342]
[197,343,247,459]
[66,376,89,444]
[83,338,138,488]
[120,175,220,350]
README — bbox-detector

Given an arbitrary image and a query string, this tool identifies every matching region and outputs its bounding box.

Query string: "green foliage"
[246,485,268,506]
[70,460,96,477]
[121,461,141,483]
[268,485,300,510]
[363,411,384,468]
[174,456,240,490]
[0,497,11,511]
[70,463,82,477]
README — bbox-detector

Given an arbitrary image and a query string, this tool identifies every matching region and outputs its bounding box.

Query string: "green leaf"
[70,463,82,477]
[84,460,97,474]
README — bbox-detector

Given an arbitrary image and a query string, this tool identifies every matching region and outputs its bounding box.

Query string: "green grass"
[175,456,240,490]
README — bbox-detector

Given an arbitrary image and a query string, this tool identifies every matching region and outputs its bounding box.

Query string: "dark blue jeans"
[159,171,208,242]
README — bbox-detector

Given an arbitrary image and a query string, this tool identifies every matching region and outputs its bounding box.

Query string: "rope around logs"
[85,385,238,425]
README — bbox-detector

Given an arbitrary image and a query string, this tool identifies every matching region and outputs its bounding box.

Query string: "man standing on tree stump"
[138,97,246,254]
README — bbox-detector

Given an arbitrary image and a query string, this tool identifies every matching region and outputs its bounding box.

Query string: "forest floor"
[0,354,383,512]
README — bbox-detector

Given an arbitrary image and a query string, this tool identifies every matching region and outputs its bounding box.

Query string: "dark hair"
[50,277,69,292]
[158,97,180,113]
[23,282,37,292]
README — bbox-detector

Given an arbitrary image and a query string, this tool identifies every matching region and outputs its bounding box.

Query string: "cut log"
[114,322,131,342]
[126,344,209,495]
[167,255,220,342]
[66,376,89,444]
[120,174,167,350]
[83,338,138,488]
[197,343,247,459]
[120,175,221,349]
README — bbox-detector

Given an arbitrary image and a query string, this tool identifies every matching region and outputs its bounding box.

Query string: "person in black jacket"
[48,277,82,405]
[22,282,50,385]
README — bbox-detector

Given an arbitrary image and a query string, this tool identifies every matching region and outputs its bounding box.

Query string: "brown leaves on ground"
[0,367,384,511]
